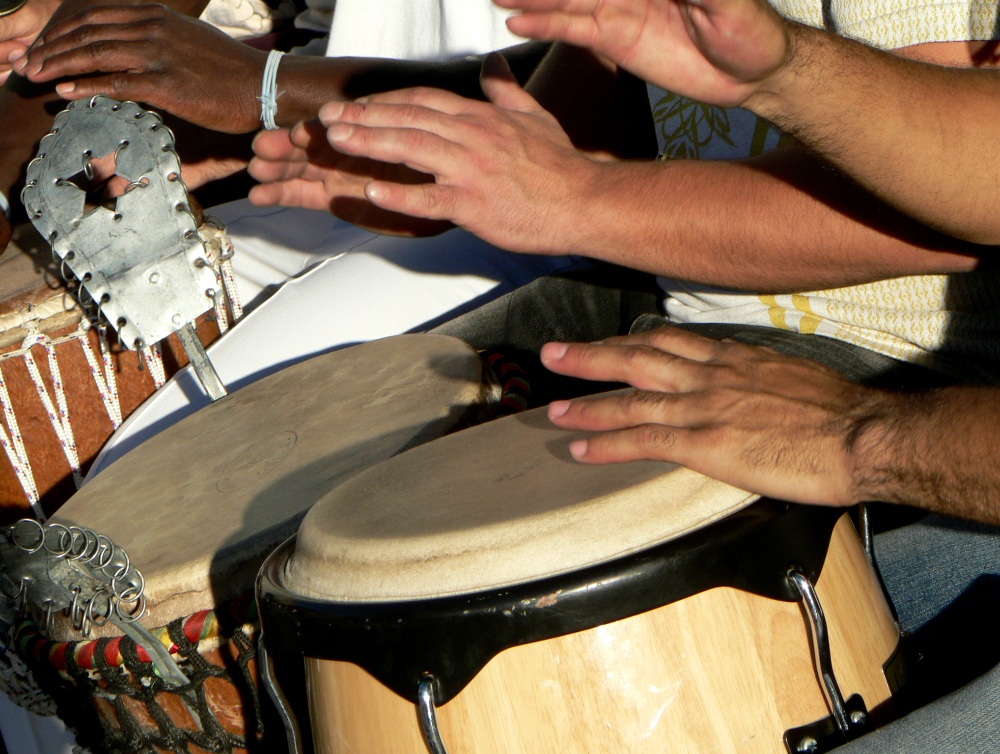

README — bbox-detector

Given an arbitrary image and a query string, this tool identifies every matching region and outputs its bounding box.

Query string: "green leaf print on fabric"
[652,92,738,160]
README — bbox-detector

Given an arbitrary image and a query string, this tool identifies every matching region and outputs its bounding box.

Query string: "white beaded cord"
[20,329,83,488]
[0,364,43,520]
[142,344,167,388]
[76,322,122,429]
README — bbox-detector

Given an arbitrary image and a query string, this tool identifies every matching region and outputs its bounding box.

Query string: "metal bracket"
[22,95,218,349]
[784,694,871,754]
[259,638,304,754]
[176,323,227,401]
[784,569,872,753]
[418,676,451,754]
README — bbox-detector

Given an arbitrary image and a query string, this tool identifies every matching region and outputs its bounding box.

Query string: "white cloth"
[88,203,579,476]
[325,0,522,60]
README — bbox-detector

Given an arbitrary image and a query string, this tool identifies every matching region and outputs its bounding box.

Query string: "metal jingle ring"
[0,572,24,601]
[114,594,146,624]
[107,548,131,582]
[94,536,116,569]
[66,526,94,560]
[12,519,45,553]
[112,568,144,601]
[87,590,112,628]
[40,523,74,558]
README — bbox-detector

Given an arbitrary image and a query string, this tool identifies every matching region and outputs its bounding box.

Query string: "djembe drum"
[2,334,498,753]
[259,401,901,754]
[0,234,231,519]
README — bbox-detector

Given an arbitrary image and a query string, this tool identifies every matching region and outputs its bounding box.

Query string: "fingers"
[597,326,725,363]
[479,52,541,112]
[350,85,475,116]
[320,97,472,143]
[21,29,152,81]
[44,69,158,103]
[549,388,728,432]
[540,341,713,392]
[493,0,599,11]
[324,121,461,178]
[37,4,164,45]
[506,11,601,47]
[566,424,697,465]
[364,181,459,221]
[247,179,336,212]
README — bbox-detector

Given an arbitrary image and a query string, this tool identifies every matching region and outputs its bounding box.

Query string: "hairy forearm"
[564,145,981,291]
[851,387,1000,523]
[747,25,1000,245]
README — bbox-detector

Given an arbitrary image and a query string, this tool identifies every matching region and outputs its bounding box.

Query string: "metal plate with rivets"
[21,96,217,349]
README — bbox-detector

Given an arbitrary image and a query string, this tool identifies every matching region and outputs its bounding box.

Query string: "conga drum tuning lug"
[418,676,451,754]
[784,569,873,753]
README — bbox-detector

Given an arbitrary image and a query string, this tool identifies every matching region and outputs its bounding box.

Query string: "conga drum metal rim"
[258,499,844,705]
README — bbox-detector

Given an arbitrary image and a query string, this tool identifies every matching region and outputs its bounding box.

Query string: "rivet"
[850,711,866,725]
[172,314,182,327]
[149,272,160,284]
[797,738,819,753]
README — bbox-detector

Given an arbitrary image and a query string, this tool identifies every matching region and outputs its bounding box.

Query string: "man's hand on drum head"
[494,0,792,109]
[289,52,602,253]
[540,327,903,507]
[249,120,454,237]
[15,4,267,133]
[0,0,61,85]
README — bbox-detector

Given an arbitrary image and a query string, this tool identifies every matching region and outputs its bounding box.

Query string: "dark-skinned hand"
[15,3,267,133]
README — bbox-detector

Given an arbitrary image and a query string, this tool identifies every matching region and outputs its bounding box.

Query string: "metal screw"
[171,313,182,327]
[797,738,819,753]
[850,711,867,726]
[149,272,160,284]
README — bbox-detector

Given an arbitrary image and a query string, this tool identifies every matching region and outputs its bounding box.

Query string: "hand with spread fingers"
[269,52,602,253]
[494,0,791,108]
[14,3,267,133]
[249,119,454,237]
[539,326,899,507]
[0,0,61,85]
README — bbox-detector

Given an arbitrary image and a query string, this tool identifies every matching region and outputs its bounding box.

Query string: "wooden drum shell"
[307,514,898,754]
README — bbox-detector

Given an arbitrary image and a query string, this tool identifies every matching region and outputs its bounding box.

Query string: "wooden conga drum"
[3,334,498,753]
[259,402,901,754]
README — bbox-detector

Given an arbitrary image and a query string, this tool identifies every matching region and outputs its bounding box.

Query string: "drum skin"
[307,514,899,754]
[0,237,220,519]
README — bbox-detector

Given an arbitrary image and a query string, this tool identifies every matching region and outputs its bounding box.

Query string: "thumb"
[479,51,540,112]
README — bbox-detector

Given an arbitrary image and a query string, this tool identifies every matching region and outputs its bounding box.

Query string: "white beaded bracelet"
[0,189,10,220]
[259,49,286,131]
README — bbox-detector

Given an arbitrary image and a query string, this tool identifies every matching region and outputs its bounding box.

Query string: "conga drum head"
[285,403,759,602]
[50,333,497,634]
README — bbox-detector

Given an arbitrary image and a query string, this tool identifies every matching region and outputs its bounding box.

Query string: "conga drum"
[1,334,498,753]
[0,234,224,518]
[259,402,902,754]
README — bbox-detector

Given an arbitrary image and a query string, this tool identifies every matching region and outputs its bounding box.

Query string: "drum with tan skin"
[260,403,900,754]
[0,233,221,519]
[18,334,497,753]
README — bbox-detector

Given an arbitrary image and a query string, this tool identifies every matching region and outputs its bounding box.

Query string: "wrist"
[236,48,269,133]
[740,21,815,124]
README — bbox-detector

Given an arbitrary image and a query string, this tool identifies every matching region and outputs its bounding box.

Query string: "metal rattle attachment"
[0,519,187,686]
[23,95,227,401]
